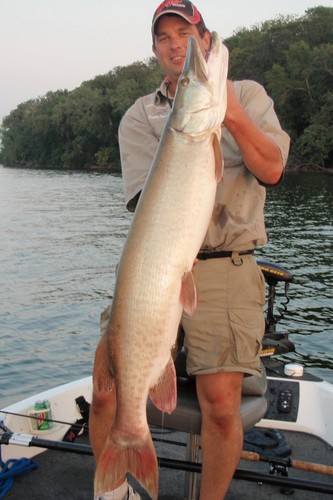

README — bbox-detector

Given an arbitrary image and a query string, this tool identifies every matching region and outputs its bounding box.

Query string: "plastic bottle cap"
[284,363,304,377]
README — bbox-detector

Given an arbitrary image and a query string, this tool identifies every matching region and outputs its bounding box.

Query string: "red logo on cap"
[157,0,184,15]
[154,0,201,23]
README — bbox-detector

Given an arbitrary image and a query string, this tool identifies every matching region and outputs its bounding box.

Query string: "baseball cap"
[152,0,204,35]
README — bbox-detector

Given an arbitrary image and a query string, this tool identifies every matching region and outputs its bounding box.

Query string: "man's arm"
[223,81,289,185]
[119,98,161,212]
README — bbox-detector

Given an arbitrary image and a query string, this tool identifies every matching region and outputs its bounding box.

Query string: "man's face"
[152,15,211,88]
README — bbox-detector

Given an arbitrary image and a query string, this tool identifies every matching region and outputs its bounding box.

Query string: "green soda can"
[34,400,53,430]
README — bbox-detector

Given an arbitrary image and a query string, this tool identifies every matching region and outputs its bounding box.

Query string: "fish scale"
[94,32,229,499]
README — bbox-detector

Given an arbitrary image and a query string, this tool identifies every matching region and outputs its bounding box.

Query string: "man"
[90,1,290,499]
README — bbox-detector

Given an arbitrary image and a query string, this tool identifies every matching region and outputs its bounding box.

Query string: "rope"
[0,447,39,498]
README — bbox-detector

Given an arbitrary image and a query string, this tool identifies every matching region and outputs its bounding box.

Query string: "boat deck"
[3,427,332,499]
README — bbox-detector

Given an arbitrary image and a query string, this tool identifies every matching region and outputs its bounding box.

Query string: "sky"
[0,0,331,124]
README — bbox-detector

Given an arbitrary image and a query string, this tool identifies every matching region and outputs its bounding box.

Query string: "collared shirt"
[119,79,290,252]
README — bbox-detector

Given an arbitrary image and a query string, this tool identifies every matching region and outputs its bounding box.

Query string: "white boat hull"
[0,377,93,461]
[258,376,333,447]
[1,371,333,463]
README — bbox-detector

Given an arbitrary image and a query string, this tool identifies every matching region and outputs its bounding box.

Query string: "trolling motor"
[257,260,295,358]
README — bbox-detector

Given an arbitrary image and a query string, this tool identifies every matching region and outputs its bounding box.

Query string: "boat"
[1,260,332,499]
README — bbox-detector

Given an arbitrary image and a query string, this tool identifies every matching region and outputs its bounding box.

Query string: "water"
[0,166,332,408]
[0,166,131,407]
[260,173,333,377]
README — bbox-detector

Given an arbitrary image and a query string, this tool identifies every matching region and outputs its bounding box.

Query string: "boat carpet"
[2,429,332,499]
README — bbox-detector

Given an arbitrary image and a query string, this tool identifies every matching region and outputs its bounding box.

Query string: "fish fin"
[213,132,224,182]
[180,270,197,316]
[149,357,177,414]
[94,431,158,500]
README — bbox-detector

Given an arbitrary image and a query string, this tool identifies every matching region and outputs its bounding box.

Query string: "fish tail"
[94,431,158,500]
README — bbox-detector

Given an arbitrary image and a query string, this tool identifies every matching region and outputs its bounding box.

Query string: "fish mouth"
[181,32,226,87]
[171,31,228,135]
[182,36,209,84]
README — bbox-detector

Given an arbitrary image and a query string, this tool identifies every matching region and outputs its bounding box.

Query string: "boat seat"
[147,350,267,499]
[148,349,267,433]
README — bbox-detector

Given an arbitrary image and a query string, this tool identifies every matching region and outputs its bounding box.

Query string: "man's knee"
[91,385,115,417]
[197,372,243,423]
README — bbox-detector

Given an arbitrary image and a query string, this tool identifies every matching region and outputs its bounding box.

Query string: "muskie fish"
[94,32,228,499]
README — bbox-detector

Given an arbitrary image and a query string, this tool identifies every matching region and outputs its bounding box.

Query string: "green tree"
[295,93,333,168]
[1,7,332,170]
[266,40,333,167]
[0,91,67,167]
[52,86,114,168]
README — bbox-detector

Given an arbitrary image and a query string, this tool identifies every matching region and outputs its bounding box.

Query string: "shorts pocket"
[229,309,264,365]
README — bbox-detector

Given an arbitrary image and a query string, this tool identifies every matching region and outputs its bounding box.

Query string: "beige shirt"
[119,79,290,252]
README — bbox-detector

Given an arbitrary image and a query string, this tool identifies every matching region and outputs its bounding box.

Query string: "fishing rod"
[241,450,333,477]
[0,410,87,433]
[160,457,333,495]
[153,431,333,478]
[0,412,186,449]
[1,415,332,478]
[1,430,333,495]
[0,430,92,456]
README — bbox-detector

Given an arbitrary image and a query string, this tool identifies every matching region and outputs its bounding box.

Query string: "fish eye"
[180,76,190,87]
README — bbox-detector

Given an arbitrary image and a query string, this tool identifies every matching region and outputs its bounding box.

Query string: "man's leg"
[90,303,142,500]
[89,337,117,459]
[196,371,244,500]
[89,337,127,493]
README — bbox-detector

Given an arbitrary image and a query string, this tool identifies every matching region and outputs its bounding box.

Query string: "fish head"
[171,31,228,137]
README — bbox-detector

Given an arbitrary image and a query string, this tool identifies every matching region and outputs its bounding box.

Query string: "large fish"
[94,32,228,499]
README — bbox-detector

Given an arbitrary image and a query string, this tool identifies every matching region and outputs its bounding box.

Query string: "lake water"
[0,165,332,408]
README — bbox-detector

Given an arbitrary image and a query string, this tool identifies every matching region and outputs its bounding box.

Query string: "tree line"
[0,6,332,171]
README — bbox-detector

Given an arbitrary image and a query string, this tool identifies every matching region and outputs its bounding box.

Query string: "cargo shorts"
[181,253,266,377]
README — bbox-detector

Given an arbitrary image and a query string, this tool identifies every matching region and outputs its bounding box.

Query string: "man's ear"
[203,31,211,53]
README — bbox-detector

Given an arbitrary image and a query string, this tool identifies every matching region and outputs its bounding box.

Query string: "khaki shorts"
[181,254,266,377]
